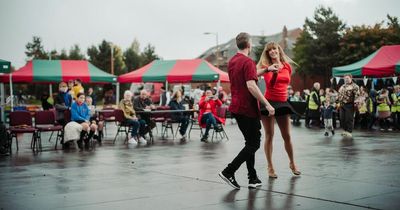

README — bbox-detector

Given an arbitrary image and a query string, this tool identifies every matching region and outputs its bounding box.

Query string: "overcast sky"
[0,0,399,68]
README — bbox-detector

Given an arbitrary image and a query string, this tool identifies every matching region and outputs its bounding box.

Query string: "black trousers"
[223,113,261,178]
[340,104,355,133]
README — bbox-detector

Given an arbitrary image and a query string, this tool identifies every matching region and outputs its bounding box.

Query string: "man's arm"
[246,80,272,109]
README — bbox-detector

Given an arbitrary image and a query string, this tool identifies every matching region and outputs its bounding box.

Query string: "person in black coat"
[169,90,189,141]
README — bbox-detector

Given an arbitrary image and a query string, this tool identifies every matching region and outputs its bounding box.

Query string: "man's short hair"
[236,32,251,50]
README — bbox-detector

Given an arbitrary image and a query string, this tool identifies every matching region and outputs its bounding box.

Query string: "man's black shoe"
[219,171,240,190]
[324,132,329,136]
[200,136,208,142]
[248,176,262,188]
[331,130,335,135]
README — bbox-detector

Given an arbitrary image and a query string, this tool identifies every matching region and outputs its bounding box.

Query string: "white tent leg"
[49,84,53,96]
[1,83,4,122]
[9,74,13,111]
[116,82,120,106]
[216,79,221,96]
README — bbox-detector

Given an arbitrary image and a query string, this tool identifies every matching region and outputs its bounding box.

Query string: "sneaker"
[138,136,147,144]
[324,132,329,136]
[128,137,138,144]
[346,132,353,138]
[219,171,240,190]
[180,134,187,142]
[331,130,335,135]
[248,176,262,188]
[200,136,208,142]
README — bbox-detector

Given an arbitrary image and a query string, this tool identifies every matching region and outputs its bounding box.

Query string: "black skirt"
[261,101,297,117]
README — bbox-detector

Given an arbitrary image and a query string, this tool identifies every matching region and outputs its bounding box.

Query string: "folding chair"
[8,111,38,152]
[35,110,63,150]
[211,106,229,142]
[99,107,116,137]
[113,109,131,144]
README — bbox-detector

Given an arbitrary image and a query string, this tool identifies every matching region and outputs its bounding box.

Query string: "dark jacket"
[168,99,185,120]
[54,92,72,121]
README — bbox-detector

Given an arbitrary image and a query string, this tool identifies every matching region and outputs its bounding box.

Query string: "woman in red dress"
[257,42,301,178]
[198,89,226,142]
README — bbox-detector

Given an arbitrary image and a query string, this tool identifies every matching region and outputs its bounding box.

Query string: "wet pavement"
[1,120,400,210]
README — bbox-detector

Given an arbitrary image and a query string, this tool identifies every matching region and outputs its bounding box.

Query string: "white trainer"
[138,137,147,144]
[128,137,138,144]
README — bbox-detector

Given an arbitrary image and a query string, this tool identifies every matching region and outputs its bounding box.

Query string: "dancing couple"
[219,32,301,189]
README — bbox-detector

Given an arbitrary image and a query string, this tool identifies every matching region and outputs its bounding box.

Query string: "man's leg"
[222,114,261,177]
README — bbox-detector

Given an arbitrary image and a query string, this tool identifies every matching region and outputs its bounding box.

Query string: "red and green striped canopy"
[1,60,116,83]
[332,45,400,77]
[118,59,229,83]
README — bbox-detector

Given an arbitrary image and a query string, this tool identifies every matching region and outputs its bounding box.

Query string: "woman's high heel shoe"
[289,164,301,176]
[268,168,278,178]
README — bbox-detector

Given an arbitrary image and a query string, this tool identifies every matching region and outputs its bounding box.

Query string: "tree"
[68,44,85,60]
[338,15,400,65]
[253,36,267,64]
[25,36,48,60]
[59,49,69,60]
[124,41,143,71]
[87,40,126,75]
[293,6,346,84]
[141,43,159,65]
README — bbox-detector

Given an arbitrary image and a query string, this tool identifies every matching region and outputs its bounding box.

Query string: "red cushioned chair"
[8,111,38,152]
[35,110,63,150]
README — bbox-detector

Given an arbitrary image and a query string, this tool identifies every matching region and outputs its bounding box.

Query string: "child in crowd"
[322,97,335,136]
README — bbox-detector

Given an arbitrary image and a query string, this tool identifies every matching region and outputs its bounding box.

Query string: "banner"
[393,77,398,84]
[335,77,341,84]
[363,77,368,86]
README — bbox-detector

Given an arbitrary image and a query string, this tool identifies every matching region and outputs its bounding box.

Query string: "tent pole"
[9,73,13,111]
[116,82,120,106]
[49,84,53,97]
[1,82,4,122]
[166,81,169,93]
[216,79,221,96]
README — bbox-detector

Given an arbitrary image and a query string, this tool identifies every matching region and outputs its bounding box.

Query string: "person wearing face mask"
[71,93,97,150]
[338,74,360,138]
[54,82,72,126]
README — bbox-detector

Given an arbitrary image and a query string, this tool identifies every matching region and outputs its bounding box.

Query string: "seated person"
[71,93,97,150]
[54,82,72,126]
[85,96,104,145]
[133,90,156,137]
[198,89,225,142]
[41,92,54,110]
[119,90,147,144]
[169,90,190,142]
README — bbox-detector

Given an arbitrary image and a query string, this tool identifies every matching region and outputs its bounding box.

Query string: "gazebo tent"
[0,60,118,110]
[0,59,116,83]
[118,59,229,83]
[332,45,400,77]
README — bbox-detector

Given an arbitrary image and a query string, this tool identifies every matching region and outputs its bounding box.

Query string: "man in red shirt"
[219,32,275,189]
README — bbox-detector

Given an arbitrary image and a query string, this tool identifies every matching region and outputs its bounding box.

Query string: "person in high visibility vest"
[377,88,391,131]
[338,74,360,138]
[390,85,400,130]
[305,82,321,128]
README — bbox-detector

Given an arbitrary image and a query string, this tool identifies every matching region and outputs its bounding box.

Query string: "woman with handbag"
[257,41,301,178]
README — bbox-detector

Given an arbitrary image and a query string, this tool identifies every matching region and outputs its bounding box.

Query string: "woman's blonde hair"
[256,41,297,69]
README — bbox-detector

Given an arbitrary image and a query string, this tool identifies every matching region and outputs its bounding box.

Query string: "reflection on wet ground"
[1,122,399,209]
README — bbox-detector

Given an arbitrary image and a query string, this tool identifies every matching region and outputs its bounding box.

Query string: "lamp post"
[204,32,219,68]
